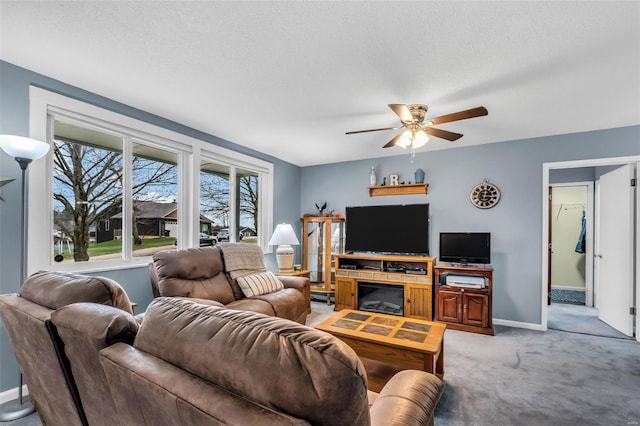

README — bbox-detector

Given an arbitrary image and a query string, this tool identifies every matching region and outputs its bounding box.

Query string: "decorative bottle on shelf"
[414,168,425,184]
[370,166,377,186]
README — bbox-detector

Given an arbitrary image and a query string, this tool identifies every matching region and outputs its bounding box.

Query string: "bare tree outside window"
[52,124,177,262]
[200,163,260,243]
[200,163,230,234]
[238,172,259,242]
[53,138,123,261]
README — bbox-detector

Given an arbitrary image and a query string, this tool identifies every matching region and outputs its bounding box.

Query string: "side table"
[275,269,312,313]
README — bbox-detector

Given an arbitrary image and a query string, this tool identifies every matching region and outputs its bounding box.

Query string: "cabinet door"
[463,293,489,327]
[438,289,462,323]
[405,284,432,320]
[334,277,355,310]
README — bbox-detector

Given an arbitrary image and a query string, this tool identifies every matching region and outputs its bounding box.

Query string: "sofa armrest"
[370,370,443,426]
[277,276,309,294]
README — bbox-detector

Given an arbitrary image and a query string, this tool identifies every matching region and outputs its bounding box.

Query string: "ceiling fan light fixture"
[413,130,429,148]
[396,130,413,148]
[346,103,488,149]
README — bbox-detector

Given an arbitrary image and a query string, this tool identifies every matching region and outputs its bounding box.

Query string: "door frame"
[541,155,640,342]
[549,181,594,307]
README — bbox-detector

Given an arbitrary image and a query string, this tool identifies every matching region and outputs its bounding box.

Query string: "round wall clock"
[470,179,501,209]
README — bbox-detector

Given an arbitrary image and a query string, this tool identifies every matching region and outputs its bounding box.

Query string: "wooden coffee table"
[316,309,446,392]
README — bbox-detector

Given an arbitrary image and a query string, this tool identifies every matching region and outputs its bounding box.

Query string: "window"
[53,122,124,262]
[237,168,260,244]
[131,142,178,258]
[199,161,262,245]
[29,87,273,273]
[200,160,231,241]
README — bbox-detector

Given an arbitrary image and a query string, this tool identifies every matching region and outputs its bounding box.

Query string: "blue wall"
[300,127,640,325]
[0,61,301,391]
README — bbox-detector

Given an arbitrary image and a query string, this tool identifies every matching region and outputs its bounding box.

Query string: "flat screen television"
[345,204,429,255]
[439,232,491,264]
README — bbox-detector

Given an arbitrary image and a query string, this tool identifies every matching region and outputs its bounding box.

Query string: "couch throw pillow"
[236,271,284,297]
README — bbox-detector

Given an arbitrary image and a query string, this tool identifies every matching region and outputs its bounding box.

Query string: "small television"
[439,232,491,265]
[345,204,429,255]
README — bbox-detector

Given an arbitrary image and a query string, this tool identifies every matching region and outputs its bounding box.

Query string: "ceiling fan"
[346,104,488,149]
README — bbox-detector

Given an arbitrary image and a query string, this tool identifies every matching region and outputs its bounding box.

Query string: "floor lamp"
[0,135,50,421]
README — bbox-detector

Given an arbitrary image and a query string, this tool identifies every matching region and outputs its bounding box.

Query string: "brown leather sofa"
[56,297,443,425]
[149,244,308,324]
[0,271,135,426]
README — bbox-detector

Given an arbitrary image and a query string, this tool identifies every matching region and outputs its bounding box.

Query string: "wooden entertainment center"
[334,253,435,320]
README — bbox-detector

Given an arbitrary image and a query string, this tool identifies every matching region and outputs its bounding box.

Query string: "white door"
[596,164,635,336]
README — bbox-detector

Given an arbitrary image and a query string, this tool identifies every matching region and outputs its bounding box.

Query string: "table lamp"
[268,223,300,272]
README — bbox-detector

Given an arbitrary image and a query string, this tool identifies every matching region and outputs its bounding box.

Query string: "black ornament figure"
[315,201,327,215]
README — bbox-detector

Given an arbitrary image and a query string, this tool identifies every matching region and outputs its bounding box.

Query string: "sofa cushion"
[135,298,370,426]
[250,288,306,323]
[51,303,139,426]
[236,271,283,297]
[20,271,133,314]
[152,247,235,304]
[224,299,275,316]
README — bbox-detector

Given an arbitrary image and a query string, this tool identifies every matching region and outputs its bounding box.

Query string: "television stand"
[434,263,494,335]
[334,253,435,320]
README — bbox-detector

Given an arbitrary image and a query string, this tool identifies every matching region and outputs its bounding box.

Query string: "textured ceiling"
[1,1,639,166]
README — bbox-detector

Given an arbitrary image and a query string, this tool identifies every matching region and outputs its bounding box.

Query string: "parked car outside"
[216,229,229,241]
[175,232,217,247]
[199,232,217,246]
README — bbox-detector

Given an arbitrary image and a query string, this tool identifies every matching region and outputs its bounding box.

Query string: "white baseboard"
[0,385,29,405]
[493,318,546,331]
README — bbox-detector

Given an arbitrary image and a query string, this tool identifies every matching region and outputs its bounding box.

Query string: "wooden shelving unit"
[368,183,428,197]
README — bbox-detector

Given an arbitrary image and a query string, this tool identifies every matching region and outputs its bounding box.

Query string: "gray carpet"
[435,325,639,426]
[548,302,633,339]
[550,288,585,305]
[6,301,640,425]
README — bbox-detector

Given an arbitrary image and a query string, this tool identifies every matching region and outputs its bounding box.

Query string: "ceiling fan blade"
[345,126,399,135]
[425,127,463,141]
[382,133,403,148]
[426,106,488,126]
[388,104,415,123]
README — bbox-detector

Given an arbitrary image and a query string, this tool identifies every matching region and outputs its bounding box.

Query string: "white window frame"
[29,86,273,274]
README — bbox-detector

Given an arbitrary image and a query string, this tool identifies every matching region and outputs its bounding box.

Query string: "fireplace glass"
[357,282,404,316]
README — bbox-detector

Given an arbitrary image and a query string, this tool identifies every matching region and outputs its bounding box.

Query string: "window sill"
[47,256,153,274]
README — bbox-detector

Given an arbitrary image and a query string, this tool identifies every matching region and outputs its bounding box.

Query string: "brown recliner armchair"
[0,271,134,426]
[149,244,308,324]
[97,297,444,425]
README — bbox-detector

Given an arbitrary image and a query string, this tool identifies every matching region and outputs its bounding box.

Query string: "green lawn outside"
[54,237,176,259]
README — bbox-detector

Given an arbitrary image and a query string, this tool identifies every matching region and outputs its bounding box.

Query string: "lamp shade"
[268,223,300,246]
[396,130,413,149]
[0,135,50,161]
[412,130,430,148]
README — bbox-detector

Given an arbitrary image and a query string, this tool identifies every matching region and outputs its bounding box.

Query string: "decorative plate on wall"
[470,179,501,209]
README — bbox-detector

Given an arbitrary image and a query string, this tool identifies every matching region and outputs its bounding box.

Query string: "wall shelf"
[368,183,428,197]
